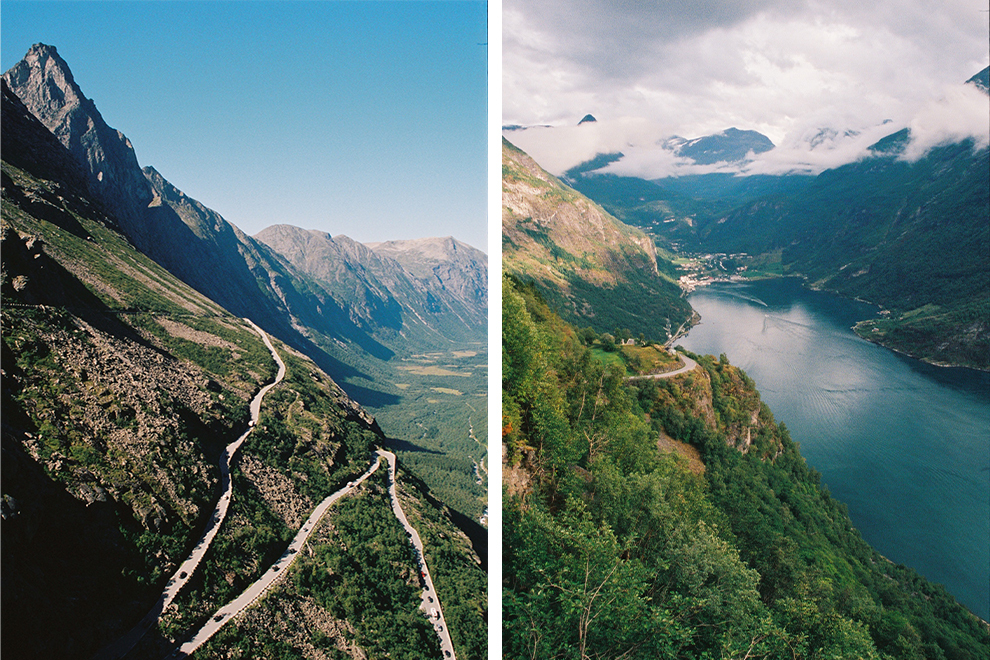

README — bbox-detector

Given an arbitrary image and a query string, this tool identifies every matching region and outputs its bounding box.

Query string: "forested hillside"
[502,274,989,659]
[698,135,989,369]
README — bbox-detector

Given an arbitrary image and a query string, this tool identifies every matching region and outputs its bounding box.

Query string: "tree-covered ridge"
[696,139,990,369]
[502,274,989,660]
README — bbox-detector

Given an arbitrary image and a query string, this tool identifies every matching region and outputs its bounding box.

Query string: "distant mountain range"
[3,43,488,516]
[3,44,486,365]
[550,67,990,369]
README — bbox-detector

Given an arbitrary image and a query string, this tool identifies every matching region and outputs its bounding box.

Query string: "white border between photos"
[487,1,502,659]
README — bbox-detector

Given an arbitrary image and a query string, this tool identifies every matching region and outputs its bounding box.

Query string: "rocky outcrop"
[366,235,487,319]
[3,44,154,246]
[2,44,405,376]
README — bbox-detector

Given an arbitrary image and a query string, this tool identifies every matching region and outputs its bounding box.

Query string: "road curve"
[92,319,285,660]
[169,450,457,659]
[168,456,385,658]
[626,352,698,380]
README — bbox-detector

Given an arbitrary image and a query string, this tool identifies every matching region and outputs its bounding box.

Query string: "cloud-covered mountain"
[663,127,775,165]
[504,62,989,181]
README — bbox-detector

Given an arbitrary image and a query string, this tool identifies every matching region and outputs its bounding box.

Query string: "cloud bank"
[504,0,989,177]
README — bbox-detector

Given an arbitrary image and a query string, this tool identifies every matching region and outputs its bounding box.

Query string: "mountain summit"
[3,44,155,244]
[3,43,489,520]
[665,127,775,165]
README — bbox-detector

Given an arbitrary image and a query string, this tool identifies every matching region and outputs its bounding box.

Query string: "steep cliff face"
[2,44,153,243]
[2,44,392,372]
[502,138,691,341]
[3,39,488,533]
[501,277,989,660]
[367,235,488,321]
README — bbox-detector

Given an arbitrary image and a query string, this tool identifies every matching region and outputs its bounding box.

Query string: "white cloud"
[903,84,990,160]
[504,0,989,175]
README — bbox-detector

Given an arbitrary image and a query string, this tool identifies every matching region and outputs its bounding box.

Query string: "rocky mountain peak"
[966,66,989,95]
[3,43,154,245]
[3,43,87,130]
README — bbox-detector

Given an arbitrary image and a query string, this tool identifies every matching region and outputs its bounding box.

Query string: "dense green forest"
[502,274,989,659]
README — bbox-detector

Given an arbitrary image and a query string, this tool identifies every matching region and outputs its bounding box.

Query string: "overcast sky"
[2,1,488,250]
[503,0,989,177]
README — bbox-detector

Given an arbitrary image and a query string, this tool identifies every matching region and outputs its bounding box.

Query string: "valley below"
[1,42,487,660]
[501,131,989,659]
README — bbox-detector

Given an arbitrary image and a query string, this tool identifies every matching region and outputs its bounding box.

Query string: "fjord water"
[680,277,990,619]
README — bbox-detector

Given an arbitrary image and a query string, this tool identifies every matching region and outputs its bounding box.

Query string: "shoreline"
[678,269,987,373]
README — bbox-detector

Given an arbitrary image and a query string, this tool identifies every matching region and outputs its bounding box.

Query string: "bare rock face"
[256,225,487,343]
[366,235,488,318]
[2,44,154,247]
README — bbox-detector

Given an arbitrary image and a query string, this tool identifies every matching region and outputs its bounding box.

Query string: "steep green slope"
[502,139,693,343]
[699,136,989,368]
[502,275,989,659]
[1,82,484,660]
[255,225,489,521]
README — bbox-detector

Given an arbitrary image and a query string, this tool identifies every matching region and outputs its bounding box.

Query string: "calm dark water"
[680,277,990,619]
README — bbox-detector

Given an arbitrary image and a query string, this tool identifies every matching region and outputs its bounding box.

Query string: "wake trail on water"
[718,289,769,307]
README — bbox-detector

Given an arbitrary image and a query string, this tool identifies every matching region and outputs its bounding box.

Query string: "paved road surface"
[378,449,458,659]
[626,353,698,380]
[92,319,285,660]
[169,451,457,659]
[168,457,385,658]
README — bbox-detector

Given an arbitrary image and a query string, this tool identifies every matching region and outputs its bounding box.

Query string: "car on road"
[180,572,187,579]
[214,613,225,622]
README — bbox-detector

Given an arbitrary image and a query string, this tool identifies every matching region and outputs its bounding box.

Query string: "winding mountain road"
[168,456,385,658]
[93,319,285,660]
[626,352,698,380]
[379,449,458,660]
[96,319,456,659]
[170,450,457,659]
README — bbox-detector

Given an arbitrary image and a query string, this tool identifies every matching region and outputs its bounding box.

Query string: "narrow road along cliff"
[93,319,285,660]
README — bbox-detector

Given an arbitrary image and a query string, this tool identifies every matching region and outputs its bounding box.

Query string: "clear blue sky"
[1,1,488,250]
